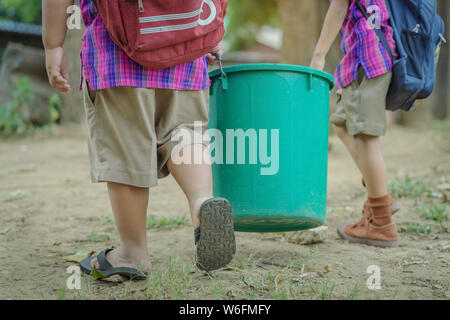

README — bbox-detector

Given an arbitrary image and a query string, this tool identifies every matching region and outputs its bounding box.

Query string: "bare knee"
[355,134,378,142]
[355,134,379,149]
[107,182,147,193]
[333,125,347,140]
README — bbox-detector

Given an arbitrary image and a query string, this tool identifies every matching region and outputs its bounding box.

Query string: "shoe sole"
[337,223,399,248]
[80,256,147,280]
[196,198,236,272]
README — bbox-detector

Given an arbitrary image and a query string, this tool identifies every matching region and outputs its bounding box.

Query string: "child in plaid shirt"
[311,0,399,247]
[43,0,235,279]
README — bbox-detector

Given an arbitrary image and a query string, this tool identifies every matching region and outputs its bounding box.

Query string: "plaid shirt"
[333,0,396,88]
[79,0,210,91]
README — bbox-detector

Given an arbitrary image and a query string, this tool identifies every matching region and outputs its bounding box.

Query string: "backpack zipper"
[138,0,144,13]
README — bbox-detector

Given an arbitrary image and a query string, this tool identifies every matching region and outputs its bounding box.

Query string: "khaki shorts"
[331,68,392,137]
[83,82,209,188]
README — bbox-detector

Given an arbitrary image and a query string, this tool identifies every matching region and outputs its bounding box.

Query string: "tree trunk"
[278,0,322,66]
[433,0,449,119]
[277,0,341,73]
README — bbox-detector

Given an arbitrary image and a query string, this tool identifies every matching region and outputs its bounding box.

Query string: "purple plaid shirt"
[333,0,396,88]
[79,0,210,91]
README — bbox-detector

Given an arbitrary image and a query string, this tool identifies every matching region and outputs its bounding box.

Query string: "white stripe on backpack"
[139,0,217,35]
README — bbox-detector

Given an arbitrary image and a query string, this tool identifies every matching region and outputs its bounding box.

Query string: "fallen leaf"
[91,266,107,280]
[15,166,36,174]
[0,228,11,235]
[62,251,95,263]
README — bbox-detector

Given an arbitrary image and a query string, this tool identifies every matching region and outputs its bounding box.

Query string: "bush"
[0,77,60,137]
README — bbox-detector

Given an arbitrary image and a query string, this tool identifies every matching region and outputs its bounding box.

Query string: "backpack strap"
[354,0,394,61]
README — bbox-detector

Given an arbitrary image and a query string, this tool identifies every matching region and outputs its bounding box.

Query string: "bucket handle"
[211,52,228,90]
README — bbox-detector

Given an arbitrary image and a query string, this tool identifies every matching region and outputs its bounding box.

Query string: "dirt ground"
[0,122,449,300]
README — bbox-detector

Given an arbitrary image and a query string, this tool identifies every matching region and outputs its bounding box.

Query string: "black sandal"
[80,249,147,280]
[195,198,236,271]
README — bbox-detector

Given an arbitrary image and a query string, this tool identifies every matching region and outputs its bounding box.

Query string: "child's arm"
[42,0,74,93]
[310,0,349,71]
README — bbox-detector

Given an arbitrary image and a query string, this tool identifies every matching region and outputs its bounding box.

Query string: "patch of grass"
[103,216,114,225]
[58,281,68,300]
[211,281,229,300]
[317,278,336,300]
[88,232,110,242]
[74,232,111,243]
[420,202,448,223]
[146,215,188,231]
[389,175,430,198]
[105,226,115,233]
[305,278,336,300]
[146,256,192,299]
[346,284,360,300]
[399,223,433,234]
[285,256,307,272]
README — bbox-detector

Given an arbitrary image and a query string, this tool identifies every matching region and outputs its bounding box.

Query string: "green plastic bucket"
[209,64,334,232]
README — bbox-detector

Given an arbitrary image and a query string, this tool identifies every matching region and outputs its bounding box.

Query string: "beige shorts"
[83,82,209,188]
[331,68,392,137]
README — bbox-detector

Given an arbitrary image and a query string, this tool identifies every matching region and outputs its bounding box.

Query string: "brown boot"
[338,195,399,248]
[362,178,400,215]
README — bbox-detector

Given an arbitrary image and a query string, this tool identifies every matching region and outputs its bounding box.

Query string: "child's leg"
[91,182,152,270]
[354,134,388,198]
[335,71,398,247]
[167,144,213,229]
[333,124,364,175]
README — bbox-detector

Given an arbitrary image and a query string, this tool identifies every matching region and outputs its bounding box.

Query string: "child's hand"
[206,44,223,65]
[45,47,71,93]
[310,53,326,71]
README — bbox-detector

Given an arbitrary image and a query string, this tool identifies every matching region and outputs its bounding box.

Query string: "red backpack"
[94,0,227,69]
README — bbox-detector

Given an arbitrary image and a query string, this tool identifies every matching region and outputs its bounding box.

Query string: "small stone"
[345,206,355,214]
[440,242,450,251]
[226,290,234,299]
[425,244,433,250]
[430,192,443,199]
[437,183,450,191]
[285,226,328,245]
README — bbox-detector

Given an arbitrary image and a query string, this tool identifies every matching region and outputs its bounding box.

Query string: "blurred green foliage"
[0,77,35,136]
[0,77,60,137]
[0,0,42,24]
[225,0,279,50]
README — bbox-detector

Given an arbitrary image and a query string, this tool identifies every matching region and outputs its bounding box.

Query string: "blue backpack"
[356,0,446,112]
